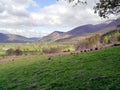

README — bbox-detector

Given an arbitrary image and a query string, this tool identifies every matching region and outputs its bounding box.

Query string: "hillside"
[65,18,120,36]
[0,33,39,43]
[40,31,64,42]
[0,46,120,89]
[40,18,120,43]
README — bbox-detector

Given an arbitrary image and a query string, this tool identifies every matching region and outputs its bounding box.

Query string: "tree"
[62,0,120,18]
[6,48,14,56]
[14,49,22,56]
[6,48,23,56]
[94,0,120,18]
[76,34,101,50]
[59,0,87,6]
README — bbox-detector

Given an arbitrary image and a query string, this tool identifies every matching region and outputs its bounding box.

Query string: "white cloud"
[0,0,118,37]
[34,1,105,26]
[0,27,42,38]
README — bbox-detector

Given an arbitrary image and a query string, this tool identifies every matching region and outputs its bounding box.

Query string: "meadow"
[0,46,120,90]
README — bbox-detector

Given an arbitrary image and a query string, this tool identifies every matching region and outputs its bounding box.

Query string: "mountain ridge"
[39,18,120,43]
[0,33,39,43]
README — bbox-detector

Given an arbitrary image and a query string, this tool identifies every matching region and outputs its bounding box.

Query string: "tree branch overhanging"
[60,0,120,18]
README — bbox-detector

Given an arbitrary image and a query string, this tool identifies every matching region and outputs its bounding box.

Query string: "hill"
[0,33,39,43]
[40,18,120,43]
[40,31,64,42]
[0,46,120,89]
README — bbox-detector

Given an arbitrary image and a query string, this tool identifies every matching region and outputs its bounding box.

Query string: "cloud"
[0,2,5,13]
[0,0,104,27]
[0,27,42,38]
[30,1,106,27]
[0,0,118,37]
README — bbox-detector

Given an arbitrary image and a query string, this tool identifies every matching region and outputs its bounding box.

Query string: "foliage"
[62,0,120,18]
[0,43,75,56]
[6,48,14,56]
[14,49,22,55]
[0,46,120,89]
[76,34,100,50]
[42,47,61,54]
[61,0,87,5]
[102,29,120,44]
[94,0,120,18]
[6,48,23,56]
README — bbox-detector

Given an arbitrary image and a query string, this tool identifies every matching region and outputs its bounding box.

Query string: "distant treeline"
[76,27,120,51]
[5,27,120,56]
[101,29,120,44]
[5,43,73,56]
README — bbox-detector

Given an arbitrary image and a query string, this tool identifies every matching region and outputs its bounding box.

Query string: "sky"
[0,0,117,38]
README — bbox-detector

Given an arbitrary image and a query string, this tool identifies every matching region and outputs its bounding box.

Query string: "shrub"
[63,49,70,52]
[6,48,14,56]
[6,48,22,56]
[14,49,22,55]
[42,47,61,54]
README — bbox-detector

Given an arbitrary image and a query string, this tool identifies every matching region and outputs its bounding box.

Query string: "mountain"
[0,33,39,43]
[64,24,106,36]
[40,18,120,43]
[40,31,64,42]
[65,18,120,36]
[28,37,40,42]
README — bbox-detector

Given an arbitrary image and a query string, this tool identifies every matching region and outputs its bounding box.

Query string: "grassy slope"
[0,46,120,90]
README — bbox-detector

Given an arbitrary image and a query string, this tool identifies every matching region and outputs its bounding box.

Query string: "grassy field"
[0,46,120,90]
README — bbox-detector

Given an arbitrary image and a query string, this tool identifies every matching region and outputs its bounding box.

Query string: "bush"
[14,49,22,55]
[63,49,70,52]
[6,48,22,56]
[6,48,14,56]
[42,47,61,54]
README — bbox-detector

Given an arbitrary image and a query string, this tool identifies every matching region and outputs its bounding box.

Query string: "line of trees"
[76,28,120,51]
[102,30,120,44]
[76,34,100,50]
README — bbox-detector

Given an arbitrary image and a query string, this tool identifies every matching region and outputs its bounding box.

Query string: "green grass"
[0,46,120,90]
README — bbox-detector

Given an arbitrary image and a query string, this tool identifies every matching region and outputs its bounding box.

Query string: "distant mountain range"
[40,18,120,43]
[0,18,120,43]
[0,33,39,43]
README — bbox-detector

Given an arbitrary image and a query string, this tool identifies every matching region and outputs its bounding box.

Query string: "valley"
[0,0,120,89]
[0,18,120,90]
